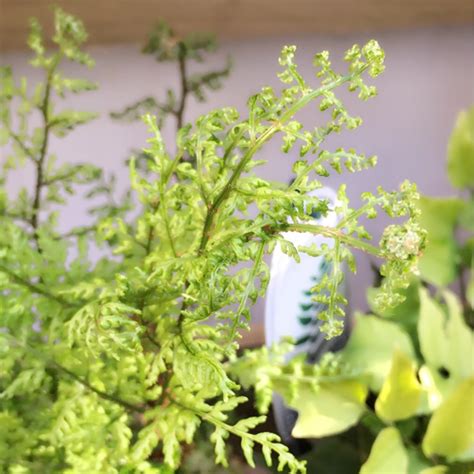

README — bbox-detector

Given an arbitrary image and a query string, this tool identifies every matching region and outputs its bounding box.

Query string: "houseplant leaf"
[288,380,368,438]
[422,377,474,462]
[447,106,474,190]
[375,350,422,422]
[367,279,420,342]
[417,196,464,286]
[418,289,474,382]
[340,314,414,391]
[418,289,449,373]
[360,427,408,474]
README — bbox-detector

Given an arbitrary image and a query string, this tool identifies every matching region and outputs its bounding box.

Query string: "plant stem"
[198,66,369,255]
[31,58,58,245]
[176,44,188,132]
[198,126,277,253]
[4,335,144,413]
[286,223,382,257]
[171,396,296,467]
[226,240,266,347]
[8,129,37,163]
[0,263,79,308]
[53,362,145,412]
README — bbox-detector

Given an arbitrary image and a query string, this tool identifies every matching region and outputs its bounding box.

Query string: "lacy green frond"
[0,8,425,473]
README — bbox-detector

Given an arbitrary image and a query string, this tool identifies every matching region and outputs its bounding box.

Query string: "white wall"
[2,25,474,317]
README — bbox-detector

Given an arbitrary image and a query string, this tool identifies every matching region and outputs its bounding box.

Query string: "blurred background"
[1,0,474,327]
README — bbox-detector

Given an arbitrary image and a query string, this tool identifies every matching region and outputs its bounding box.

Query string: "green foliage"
[359,427,409,474]
[110,20,231,176]
[413,107,474,305]
[234,291,474,472]
[447,106,474,190]
[111,20,231,131]
[417,197,464,286]
[0,8,426,474]
[233,108,474,473]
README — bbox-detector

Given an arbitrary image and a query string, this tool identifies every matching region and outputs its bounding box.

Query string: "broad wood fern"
[0,9,424,473]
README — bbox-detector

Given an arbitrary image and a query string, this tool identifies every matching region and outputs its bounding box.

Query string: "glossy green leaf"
[360,427,408,474]
[417,364,457,413]
[418,289,474,382]
[289,381,368,438]
[340,314,414,391]
[447,106,474,190]
[418,289,449,372]
[367,279,420,341]
[417,196,464,286]
[422,377,474,462]
[375,350,422,421]
[443,291,474,378]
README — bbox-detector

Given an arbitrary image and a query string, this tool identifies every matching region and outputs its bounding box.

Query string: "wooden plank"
[1,0,473,51]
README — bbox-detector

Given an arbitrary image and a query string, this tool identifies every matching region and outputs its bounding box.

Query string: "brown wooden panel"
[1,0,473,52]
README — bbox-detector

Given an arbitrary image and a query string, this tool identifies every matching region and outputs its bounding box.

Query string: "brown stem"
[176,44,188,132]
[31,62,56,244]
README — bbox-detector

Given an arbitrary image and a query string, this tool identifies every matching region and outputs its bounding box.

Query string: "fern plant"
[0,8,424,473]
[111,21,231,172]
[232,107,474,473]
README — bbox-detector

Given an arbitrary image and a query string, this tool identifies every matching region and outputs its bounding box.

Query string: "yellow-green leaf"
[289,380,367,438]
[341,314,414,391]
[444,290,474,379]
[360,427,408,474]
[447,106,474,190]
[417,196,464,286]
[419,467,447,474]
[418,289,474,383]
[422,377,474,461]
[417,365,457,413]
[367,279,420,340]
[418,289,449,373]
[375,350,422,422]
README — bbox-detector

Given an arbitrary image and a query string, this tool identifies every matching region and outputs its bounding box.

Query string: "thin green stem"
[198,67,369,255]
[54,363,145,413]
[327,238,342,316]
[57,224,97,240]
[0,263,80,308]
[226,240,266,348]
[170,395,303,470]
[4,335,144,413]
[0,209,32,225]
[159,196,177,258]
[337,201,373,230]
[286,223,382,257]
[8,129,37,163]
